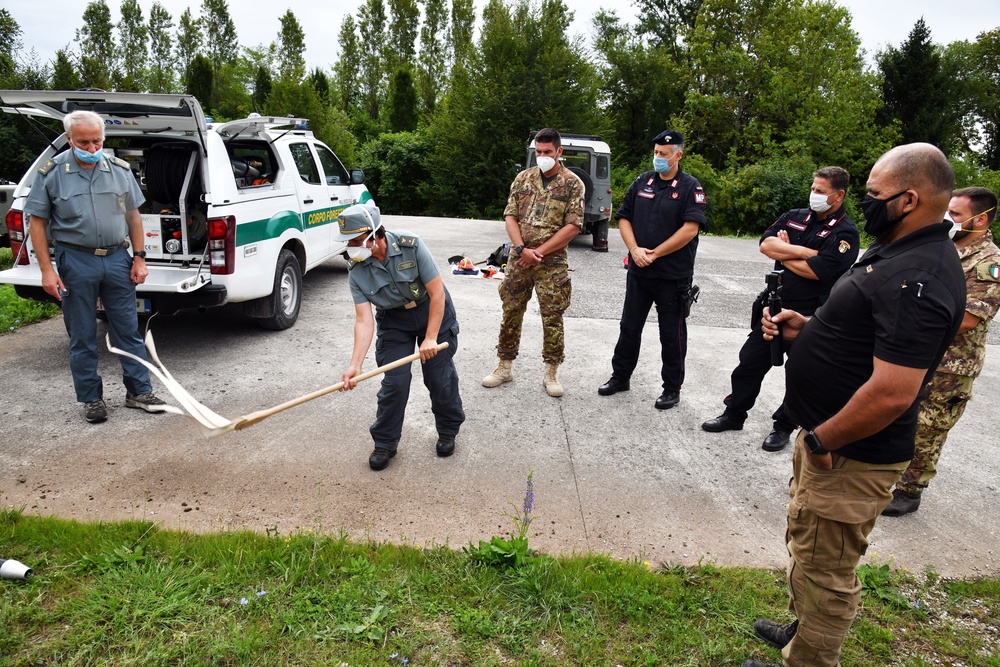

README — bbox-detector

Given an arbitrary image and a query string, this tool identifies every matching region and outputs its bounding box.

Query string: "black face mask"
[860,190,909,240]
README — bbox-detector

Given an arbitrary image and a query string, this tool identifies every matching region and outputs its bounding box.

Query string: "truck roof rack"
[528,130,603,142]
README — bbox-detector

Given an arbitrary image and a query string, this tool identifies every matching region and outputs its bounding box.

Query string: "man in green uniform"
[482,128,585,397]
[24,110,165,423]
[336,201,465,471]
[883,186,1000,516]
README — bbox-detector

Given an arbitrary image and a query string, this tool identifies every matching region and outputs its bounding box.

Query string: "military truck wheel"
[592,219,610,252]
[257,249,302,330]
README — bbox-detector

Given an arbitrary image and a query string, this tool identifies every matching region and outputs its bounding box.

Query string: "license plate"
[96,298,152,313]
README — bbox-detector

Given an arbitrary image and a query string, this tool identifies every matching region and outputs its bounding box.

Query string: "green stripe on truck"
[235,204,351,245]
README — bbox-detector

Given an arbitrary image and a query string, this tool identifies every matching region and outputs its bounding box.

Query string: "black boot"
[436,435,456,457]
[368,448,396,471]
[882,488,921,516]
[753,618,798,649]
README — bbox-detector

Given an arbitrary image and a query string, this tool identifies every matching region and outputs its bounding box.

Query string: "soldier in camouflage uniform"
[482,128,585,397]
[883,186,1000,516]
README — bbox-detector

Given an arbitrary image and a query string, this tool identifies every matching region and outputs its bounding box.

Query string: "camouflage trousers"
[896,372,974,496]
[496,259,572,364]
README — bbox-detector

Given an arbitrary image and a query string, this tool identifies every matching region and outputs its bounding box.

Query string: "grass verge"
[1,508,997,666]
[0,247,61,332]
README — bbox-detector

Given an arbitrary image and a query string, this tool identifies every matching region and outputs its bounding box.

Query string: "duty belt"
[56,240,127,256]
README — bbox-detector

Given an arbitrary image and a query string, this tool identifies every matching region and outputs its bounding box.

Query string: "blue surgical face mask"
[73,145,103,164]
[653,155,673,174]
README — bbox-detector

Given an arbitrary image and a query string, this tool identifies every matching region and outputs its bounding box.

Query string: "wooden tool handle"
[232,342,450,430]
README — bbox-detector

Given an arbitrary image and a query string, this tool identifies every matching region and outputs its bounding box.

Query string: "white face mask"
[536,156,557,173]
[345,246,372,263]
[809,192,833,213]
[344,231,375,263]
[945,214,964,240]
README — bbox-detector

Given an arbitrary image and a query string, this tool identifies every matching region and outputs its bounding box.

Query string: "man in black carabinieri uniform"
[597,129,707,409]
[702,167,859,451]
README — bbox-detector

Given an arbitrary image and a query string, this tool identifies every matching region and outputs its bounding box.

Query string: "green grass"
[0,247,61,332]
[1,508,997,666]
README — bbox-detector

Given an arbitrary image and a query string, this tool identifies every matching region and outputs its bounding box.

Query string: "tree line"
[1,0,999,235]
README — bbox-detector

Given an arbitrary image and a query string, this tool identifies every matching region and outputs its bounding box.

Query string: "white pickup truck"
[0,90,373,329]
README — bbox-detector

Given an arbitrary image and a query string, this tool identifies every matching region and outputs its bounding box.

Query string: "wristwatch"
[804,429,829,455]
[133,250,147,259]
[513,245,525,253]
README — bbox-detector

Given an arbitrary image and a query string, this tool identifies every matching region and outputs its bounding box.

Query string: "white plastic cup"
[0,558,33,580]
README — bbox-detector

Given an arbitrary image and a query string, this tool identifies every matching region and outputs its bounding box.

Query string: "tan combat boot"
[482,359,513,388]
[543,363,563,397]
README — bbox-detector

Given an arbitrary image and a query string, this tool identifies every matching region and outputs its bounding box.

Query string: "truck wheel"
[592,218,610,252]
[257,249,302,330]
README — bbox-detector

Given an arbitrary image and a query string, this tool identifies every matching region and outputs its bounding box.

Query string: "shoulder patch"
[978,262,1000,282]
[38,159,56,175]
[111,156,131,170]
[397,236,418,248]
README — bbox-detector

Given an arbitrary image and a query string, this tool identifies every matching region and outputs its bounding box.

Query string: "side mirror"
[515,163,522,171]
[350,169,365,185]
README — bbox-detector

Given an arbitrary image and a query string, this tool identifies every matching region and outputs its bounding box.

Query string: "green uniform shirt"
[503,165,585,261]
[936,230,1000,378]
[23,150,144,248]
[348,230,439,310]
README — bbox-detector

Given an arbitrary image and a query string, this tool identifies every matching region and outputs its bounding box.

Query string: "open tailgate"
[0,263,210,293]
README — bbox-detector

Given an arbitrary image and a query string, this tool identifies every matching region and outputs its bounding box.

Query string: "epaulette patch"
[397,236,418,248]
[111,156,131,169]
[37,160,56,175]
[977,262,1000,282]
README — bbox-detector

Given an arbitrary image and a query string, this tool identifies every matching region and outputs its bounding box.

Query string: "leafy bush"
[712,157,817,237]
[359,132,432,215]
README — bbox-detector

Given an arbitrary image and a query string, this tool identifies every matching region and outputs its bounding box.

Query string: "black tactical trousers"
[723,324,796,431]
[611,273,690,393]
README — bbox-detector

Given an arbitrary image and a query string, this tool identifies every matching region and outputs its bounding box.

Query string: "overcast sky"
[8,0,1000,73]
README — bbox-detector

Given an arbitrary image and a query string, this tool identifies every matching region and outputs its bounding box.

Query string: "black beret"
[653,129,684,146]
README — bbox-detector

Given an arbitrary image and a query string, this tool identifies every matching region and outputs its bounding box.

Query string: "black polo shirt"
[784,221,966,463]
[760,206,859,312]
[617,168,707,280]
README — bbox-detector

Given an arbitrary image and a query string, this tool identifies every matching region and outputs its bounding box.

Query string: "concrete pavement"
[0,216,996,577]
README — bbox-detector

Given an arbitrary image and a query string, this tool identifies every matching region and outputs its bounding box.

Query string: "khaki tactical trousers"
[782,433,908,667]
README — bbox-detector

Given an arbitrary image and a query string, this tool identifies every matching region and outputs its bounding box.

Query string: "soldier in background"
[883,186,1000,516]
[482,127,585,397]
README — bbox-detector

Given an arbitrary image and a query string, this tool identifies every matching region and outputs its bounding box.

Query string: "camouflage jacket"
[937,230,1000,377]
[503,165,585,262]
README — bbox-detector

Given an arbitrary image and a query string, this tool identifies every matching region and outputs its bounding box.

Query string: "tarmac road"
[1,216,997,577]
